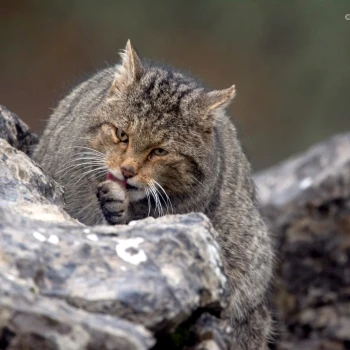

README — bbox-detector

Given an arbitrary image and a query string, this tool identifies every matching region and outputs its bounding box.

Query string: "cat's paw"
[96,180,129,225]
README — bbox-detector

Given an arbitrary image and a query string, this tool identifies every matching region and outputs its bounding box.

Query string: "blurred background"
[1,0,349,170]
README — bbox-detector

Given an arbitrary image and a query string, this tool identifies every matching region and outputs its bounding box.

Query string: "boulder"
[0,107,232,349]
[0,105,38,156]
[255,134,350,350]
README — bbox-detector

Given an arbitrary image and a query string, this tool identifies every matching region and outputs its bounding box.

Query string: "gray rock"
[255,133,350,349]
[0,275,155,350]
[0,137,72,222]
[0,123,231,350]
[0,105,38,156]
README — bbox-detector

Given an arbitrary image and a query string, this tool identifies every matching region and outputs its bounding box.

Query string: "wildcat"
[34,40,273,350]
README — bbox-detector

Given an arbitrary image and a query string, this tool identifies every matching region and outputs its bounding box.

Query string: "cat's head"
[89,40,236,204]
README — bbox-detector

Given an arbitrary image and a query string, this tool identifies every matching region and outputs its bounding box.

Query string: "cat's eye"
[153,148,168,156]
[116,128,128,142]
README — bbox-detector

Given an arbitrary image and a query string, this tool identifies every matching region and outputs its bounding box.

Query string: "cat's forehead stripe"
[136,68,197,115]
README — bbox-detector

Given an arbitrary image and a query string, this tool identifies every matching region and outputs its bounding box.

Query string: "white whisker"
[148,181,162,217]
[189,175,205,187]
[150,181,164,217]
[153,180,173,214]
[55,161,106,177]
[70,146,106,156]
[145,187,151,217]
[153,182,168,215]
[66,167,108,187]
[58,156,105,166]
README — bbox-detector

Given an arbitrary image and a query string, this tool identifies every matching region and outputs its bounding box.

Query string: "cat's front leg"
[96,180,129,225]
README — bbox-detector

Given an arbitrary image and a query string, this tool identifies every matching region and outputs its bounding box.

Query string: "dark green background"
[1,0,349,170]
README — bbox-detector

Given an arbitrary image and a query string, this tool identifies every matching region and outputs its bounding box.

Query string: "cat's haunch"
[34,40,273,350]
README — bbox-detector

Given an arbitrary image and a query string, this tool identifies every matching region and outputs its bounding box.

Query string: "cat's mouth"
[107,172,138,190]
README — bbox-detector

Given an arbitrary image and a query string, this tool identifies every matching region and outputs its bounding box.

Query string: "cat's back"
[34,67,115,173]
[213,113,256,205]
[215,113,241,160]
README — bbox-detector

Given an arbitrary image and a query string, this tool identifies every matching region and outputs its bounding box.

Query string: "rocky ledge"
[1,105,350,349]
[256,132,350,350]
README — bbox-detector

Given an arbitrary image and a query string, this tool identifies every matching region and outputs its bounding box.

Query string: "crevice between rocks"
[0,327,16,350]
[151,305,223,350]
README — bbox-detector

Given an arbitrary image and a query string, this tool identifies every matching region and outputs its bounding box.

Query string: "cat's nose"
[121,165,136,179]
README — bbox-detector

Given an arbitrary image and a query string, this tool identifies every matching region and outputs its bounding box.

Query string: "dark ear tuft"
[109,40,144,94]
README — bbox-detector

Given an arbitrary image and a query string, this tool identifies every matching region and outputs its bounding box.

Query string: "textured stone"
[0,275,155,350]
[0,105,38,156]
[255,133,350,349]
[0,138,72,223]
[0,120,231,350]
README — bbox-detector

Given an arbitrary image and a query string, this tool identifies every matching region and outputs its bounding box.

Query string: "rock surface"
[0,105,38,156]
[0,107,232,349]
[0,276,154,350]
[255,133,350,350]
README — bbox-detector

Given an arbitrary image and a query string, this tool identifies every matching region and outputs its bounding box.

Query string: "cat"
[33,40,273,350]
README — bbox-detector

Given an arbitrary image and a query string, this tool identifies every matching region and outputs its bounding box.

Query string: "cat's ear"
[198,85,236,134]
[206,85,236,113]
[110,40,144,93]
